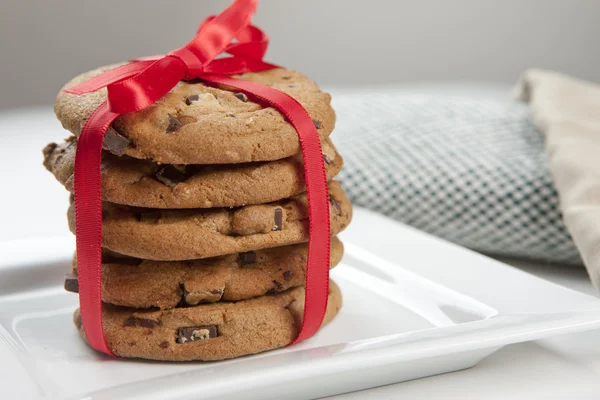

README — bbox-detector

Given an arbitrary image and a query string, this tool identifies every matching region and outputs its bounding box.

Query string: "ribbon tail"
[202,74,331,344]
[74,101,118,356]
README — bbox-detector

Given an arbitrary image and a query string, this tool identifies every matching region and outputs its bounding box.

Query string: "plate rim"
[3,208,600,399]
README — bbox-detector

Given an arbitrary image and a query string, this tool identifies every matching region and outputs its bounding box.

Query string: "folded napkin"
[333,87,581,264]
[515,70,600,288]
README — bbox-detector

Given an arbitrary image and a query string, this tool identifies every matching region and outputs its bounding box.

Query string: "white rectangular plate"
[2,207,600,400]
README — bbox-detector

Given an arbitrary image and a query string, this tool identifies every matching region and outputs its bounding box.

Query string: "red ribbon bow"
[67,0,330,356]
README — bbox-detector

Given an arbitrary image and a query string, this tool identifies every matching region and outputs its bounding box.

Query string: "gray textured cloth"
[332,87,581,264]
[516,71,600,287]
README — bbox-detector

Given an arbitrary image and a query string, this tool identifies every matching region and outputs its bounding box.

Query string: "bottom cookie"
[74,281,342,361]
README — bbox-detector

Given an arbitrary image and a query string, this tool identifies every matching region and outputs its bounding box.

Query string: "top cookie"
[55,66,336,165]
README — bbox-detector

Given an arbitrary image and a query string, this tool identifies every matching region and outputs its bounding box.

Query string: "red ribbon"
[67,0,330,356]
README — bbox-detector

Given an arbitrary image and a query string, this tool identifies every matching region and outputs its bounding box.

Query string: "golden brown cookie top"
[55,65,336,164]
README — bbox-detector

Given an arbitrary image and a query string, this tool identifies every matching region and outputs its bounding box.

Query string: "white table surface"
[2,107,600,400]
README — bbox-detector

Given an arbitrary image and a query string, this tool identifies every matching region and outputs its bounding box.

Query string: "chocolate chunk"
[159,341,169,349]
[232,205,281,235]
[211,289,224,295]
[239,251,256,265]
[273,207,283,231]
[185,94,200,105]
[176,326,218,344]
[329,195,342,215]
[234,92,248,102]
[323,154,332,165]
[103,127,130,156]
[312,119,322,129]
[156,165,187,187]
[64,274,79,293]
[42,142,58,160]
[123,316,159,328]
[166,114,182,133]
[138,318,158,328]
[283,270,292,281]
[267,280,283,294]
[281,76,291,80]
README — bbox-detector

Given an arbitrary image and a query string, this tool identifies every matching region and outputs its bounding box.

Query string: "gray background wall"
[1,0,598,109]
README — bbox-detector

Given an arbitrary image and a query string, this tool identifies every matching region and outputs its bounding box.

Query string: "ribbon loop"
[168,46,205,79]
[227,25,269,59]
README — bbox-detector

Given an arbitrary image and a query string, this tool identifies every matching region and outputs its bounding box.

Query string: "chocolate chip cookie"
[43,137,342,209]
[67,181,352,261]
[74,281,342,361]
[67,238,343,309]
[55,66,335,165]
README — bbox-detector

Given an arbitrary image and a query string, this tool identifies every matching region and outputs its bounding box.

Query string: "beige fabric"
[515,70,600,288]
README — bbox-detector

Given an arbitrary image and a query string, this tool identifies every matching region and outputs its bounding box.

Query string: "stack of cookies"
[43,66,352,361]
